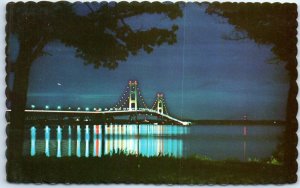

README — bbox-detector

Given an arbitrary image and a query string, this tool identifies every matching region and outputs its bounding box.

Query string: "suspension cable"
[114,86,129,108]
[151,98,158,110]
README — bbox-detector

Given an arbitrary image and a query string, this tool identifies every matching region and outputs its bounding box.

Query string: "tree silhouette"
[6,1,182,160]
[206,2,297,181]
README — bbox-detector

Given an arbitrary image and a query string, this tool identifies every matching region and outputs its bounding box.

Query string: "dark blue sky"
[8,4,289,120]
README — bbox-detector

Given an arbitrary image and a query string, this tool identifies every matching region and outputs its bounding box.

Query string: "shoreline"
[188,120,285,126]
[6,154,292,184]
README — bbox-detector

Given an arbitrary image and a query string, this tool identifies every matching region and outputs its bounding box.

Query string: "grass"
[6,153,294,184]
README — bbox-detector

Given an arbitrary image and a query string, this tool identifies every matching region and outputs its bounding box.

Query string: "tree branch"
[85,3,95,14]
[31,36,48,62]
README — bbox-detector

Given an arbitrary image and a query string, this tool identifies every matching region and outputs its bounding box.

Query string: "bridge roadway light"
[85,107,89,111]
[57,106,61,110]
[77,107,81,111]
[45,105,49,110]
[31,105,35,109]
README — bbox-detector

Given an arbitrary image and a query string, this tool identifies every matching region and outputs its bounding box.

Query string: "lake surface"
[24,124,284,161]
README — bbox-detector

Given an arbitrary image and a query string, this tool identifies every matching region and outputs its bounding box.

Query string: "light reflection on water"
[26,124,188,158]
[25,124,283,160]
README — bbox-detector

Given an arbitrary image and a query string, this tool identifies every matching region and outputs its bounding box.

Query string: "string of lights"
[120,96,129,108]
[151,98,158,110]
[114,86,129,108]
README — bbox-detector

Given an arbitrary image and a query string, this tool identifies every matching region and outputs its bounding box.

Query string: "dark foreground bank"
[7,154,294,184]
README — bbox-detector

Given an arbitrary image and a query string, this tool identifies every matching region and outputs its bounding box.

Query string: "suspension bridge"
[17,81,191,126]
[8,81,192,157]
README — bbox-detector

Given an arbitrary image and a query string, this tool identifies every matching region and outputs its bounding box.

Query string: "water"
[24,124,284,160]
[184,125,283,160]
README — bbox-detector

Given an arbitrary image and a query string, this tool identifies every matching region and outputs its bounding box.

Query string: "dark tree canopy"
[206,3,297,69]
[7,1,182,69]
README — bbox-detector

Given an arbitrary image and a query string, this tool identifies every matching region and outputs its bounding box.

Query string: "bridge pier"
[129,113,138,123]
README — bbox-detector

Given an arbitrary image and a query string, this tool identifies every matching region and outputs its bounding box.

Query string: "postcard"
[5,1,298,184]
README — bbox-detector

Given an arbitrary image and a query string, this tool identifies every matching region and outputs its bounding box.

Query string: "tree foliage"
[7,1,182,69]
[206,2,297,69]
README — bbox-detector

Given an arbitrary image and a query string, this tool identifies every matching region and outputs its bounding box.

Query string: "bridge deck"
[8,109,191,125]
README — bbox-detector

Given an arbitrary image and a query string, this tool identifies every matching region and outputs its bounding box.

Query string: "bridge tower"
[156,93,164,114]
[129,80,138,111]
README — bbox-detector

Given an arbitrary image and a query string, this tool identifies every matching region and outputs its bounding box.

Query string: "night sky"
[8,3,289,120]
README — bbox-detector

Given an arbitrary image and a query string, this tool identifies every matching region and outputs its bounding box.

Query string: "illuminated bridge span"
[16,81,192,158]
[25,81,191,126]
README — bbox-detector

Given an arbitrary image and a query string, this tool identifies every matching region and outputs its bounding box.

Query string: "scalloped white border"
[0,0,299,187]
